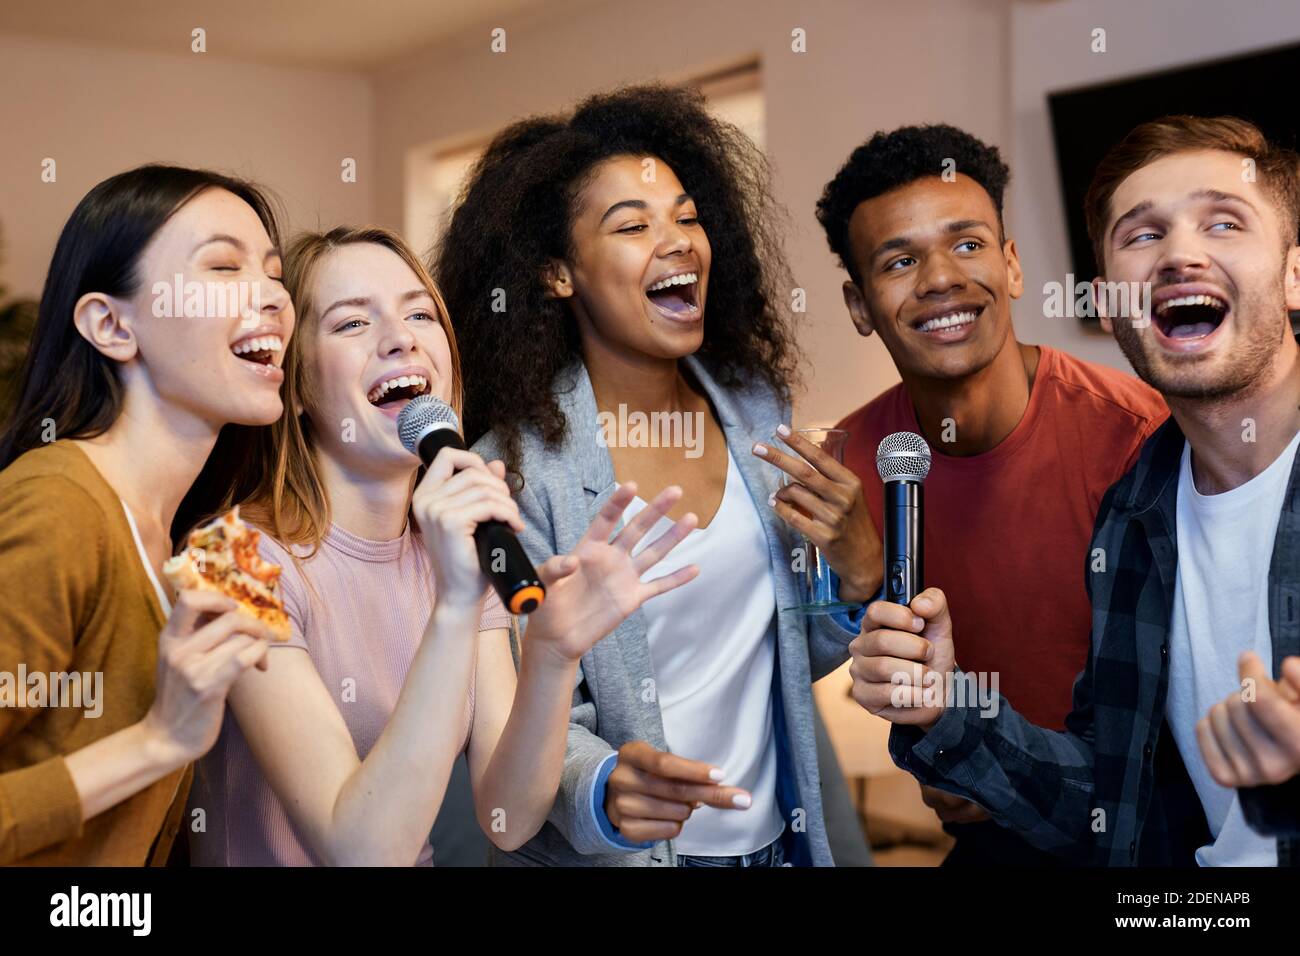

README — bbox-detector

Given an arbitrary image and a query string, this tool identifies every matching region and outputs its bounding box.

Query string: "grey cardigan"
[472,355,859,866]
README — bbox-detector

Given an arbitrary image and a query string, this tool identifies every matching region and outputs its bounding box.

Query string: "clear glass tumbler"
[780,427,855,615]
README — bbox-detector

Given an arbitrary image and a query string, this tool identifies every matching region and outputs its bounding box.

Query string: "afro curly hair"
[433,83,800,480]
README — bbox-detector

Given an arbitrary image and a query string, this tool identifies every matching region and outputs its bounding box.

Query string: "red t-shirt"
[836,346,1168,730]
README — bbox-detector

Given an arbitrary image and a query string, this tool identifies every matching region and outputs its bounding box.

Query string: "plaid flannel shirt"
[890,415,1300,866]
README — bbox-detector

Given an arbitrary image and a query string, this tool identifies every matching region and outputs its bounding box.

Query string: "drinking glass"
[780,428,855,615]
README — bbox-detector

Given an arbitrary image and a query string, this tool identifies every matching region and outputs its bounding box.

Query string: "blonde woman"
[188,227,697,865]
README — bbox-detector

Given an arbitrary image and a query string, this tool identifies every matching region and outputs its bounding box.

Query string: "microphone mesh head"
[876,431,932,482]
[397,395,460,454]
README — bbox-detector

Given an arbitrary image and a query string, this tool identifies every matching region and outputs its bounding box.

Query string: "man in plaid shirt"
[850,115,1300,866]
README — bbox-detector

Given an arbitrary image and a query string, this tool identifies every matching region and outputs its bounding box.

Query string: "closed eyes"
[210,263,284,283]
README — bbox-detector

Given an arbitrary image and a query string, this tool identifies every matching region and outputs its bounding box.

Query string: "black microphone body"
[875,431,931,607]
[405,411,544,615]
[882,480,923,605]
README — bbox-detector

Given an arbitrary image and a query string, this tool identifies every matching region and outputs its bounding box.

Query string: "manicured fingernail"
[709,767,726,781]
[913,616,924,631]
[767,493,776,507]
[732,793,752,809]
[754,443,768,457]
[776,424,791,437]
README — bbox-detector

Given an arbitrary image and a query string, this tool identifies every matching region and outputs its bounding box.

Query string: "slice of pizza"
[163,506,292,641]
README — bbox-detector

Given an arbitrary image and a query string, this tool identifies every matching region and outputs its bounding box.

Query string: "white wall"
[1007,0,1300,369]
[372,0,1010,426]
[0,34,375,301]
[6,1,1292,411]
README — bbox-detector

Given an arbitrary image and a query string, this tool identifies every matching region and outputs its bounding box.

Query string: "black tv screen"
[1048,42,1300,294]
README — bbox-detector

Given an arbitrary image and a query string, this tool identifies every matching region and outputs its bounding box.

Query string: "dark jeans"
[677,835,786,867]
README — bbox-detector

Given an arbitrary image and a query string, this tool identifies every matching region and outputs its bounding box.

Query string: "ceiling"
[0,0,559,70]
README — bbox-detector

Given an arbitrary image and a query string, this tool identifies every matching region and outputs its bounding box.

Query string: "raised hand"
[523,483,699,662]
[410,450,524,610]
[142,588,281,763]
[1197,652,1300,788]
[752,424,881,602]
[848,587,954,729]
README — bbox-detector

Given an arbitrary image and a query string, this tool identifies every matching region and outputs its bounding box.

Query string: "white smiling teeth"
[916,311,977,334]
[367,375,429,404]
[1155,294,1227,316]
[646,272,698,293]
[232,335,283,355]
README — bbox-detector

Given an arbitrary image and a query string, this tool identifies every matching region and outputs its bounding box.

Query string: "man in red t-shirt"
[811,124,1168,864]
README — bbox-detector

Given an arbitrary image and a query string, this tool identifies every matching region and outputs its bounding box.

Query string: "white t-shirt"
[622,449,786,856]
[1165,428,1300,867]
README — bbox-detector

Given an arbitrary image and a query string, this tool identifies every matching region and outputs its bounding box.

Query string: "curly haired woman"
[435,85,877,867]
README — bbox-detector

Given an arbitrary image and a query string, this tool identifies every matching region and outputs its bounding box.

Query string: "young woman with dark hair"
[0,164,291,864]
[437,85,875,867]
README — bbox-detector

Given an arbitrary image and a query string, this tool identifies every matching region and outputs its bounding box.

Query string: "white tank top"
[622,449,785,856]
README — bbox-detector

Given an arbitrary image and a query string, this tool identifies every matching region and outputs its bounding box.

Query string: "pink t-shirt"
[188,521,512,866]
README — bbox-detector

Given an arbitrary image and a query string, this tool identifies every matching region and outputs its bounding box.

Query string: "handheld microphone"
[397,395,545,615]
[875,431,931,605]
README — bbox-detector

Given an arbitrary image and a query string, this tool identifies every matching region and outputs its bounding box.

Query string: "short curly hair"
[816,124,1011,282]
[434,83,799,479]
